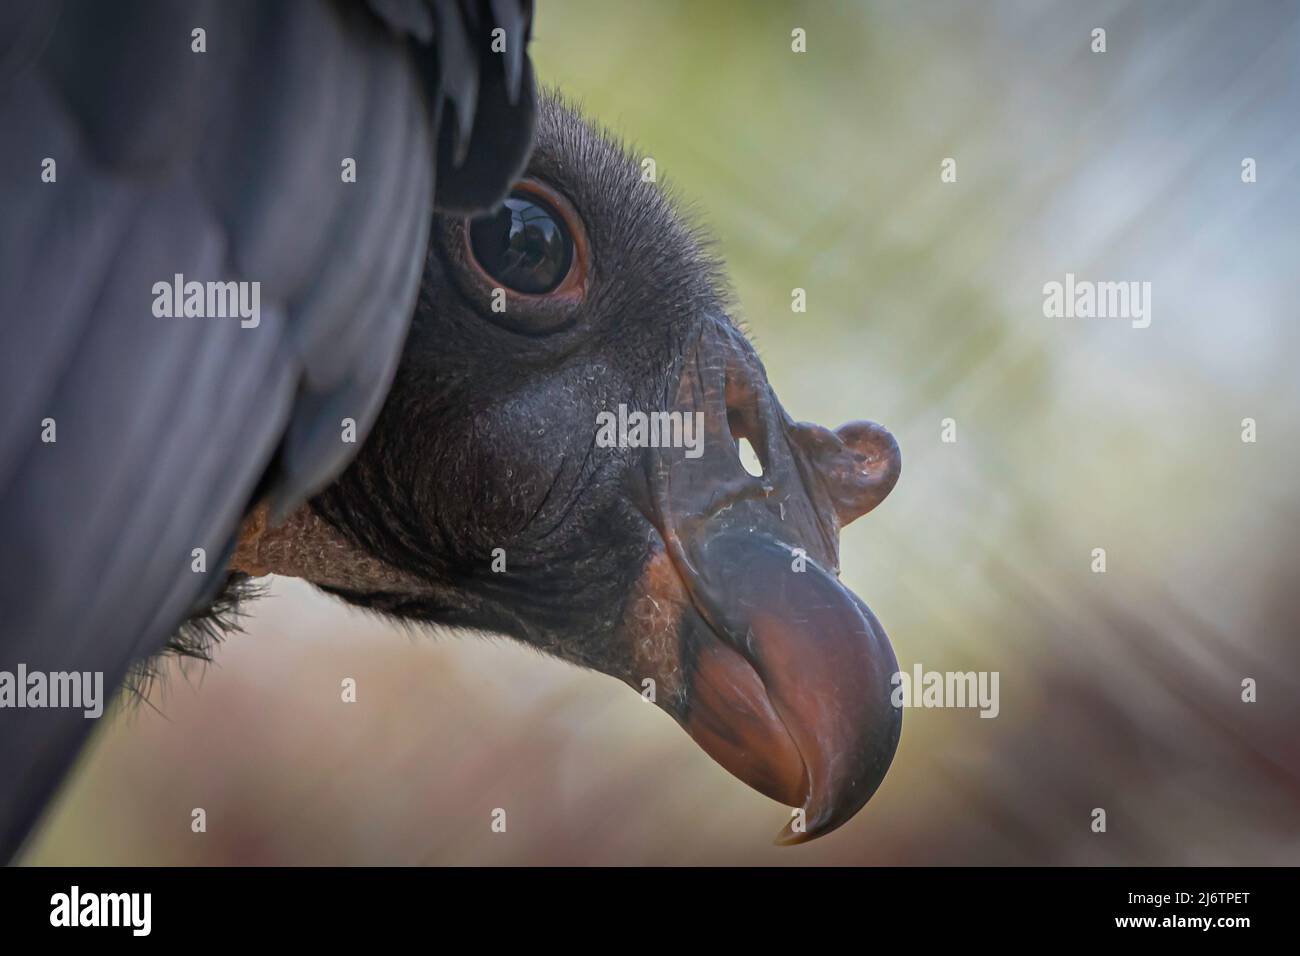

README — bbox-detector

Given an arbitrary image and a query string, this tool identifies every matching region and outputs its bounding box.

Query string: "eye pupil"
[468,192,574,294]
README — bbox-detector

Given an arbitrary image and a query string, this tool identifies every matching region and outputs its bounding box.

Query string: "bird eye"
[468,188,575,295]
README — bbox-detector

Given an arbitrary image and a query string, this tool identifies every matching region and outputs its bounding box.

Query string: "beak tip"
[773,821,806,847]
[772,807,843,846]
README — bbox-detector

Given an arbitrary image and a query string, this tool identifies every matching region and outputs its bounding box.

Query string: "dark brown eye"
[468,190,574,294]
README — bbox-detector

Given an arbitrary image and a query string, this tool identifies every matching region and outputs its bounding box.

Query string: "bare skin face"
[227,93,903,843]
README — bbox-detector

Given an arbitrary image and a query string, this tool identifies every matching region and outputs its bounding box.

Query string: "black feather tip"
[124,573,265,701]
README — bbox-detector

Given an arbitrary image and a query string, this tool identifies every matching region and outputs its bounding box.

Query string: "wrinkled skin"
[260,93,903,843]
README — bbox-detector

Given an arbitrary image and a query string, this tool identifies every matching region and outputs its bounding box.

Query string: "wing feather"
[0,0,536,860]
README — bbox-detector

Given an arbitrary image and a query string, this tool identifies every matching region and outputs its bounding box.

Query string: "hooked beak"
[622,320,902,844]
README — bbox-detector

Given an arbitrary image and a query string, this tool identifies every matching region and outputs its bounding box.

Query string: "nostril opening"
[727,407,767,478]
[737,436,764,478]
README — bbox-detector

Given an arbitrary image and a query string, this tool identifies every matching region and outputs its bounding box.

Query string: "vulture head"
[232,93,903,844]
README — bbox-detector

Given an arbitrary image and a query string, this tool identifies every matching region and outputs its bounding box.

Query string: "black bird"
[0,0,535,861]
[1,3,903,858]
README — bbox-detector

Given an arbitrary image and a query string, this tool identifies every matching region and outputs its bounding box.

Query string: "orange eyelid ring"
[462,178,590,305]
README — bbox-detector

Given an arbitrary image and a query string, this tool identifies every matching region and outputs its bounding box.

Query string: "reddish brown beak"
[624,320,902,843]
[681,532,901,843]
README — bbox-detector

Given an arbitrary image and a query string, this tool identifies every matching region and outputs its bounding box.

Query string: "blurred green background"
[24,0,1300,864]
